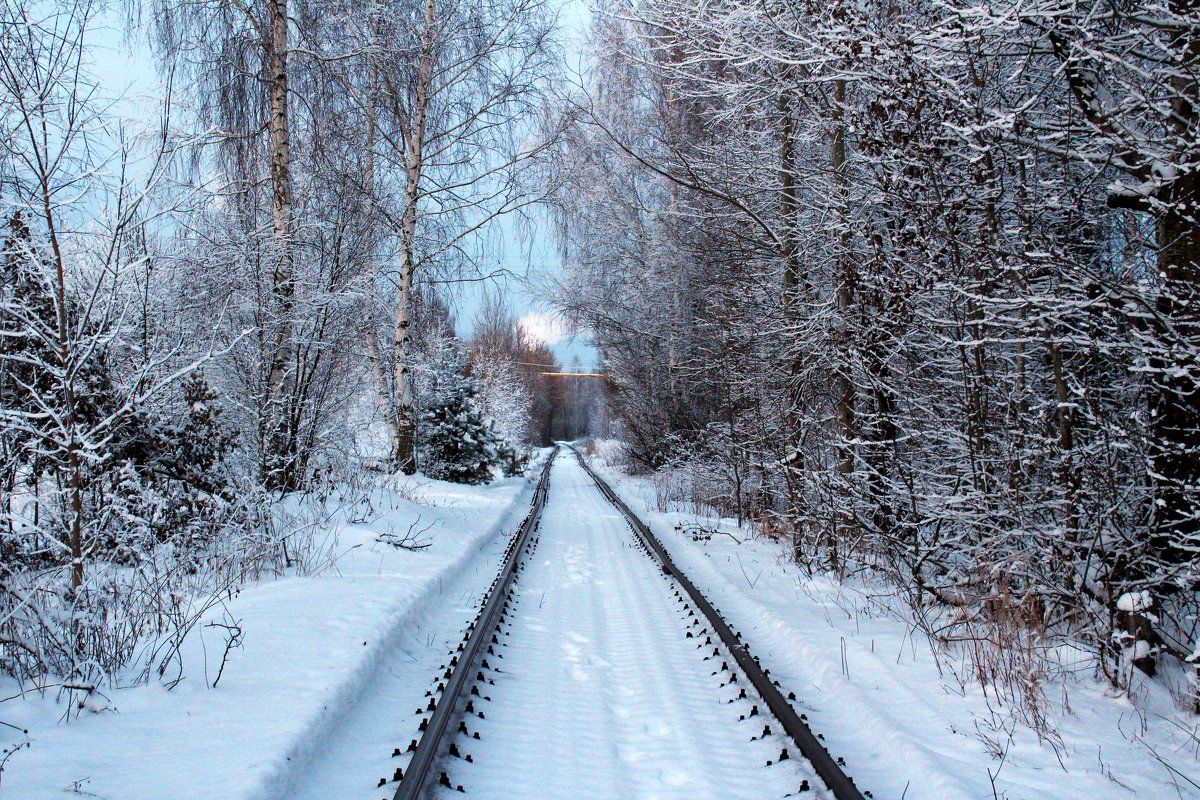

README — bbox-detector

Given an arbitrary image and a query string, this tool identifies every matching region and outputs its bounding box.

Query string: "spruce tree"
[421,374,498,485]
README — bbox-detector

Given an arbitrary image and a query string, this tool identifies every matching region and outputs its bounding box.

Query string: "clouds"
[518,311,566,345]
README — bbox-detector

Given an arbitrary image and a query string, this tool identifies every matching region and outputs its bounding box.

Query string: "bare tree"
[147,0,303,488]
[355,0,561,473]
[1035,0,1200,563]
[0,1,178,595]
[550,0,1200,709]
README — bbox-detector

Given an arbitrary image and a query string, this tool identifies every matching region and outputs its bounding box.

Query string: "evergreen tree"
[1,213,58,480]
[494,439,530,478]
[421,374,498,485]
[148,370,238,500]
[103,371,242,563]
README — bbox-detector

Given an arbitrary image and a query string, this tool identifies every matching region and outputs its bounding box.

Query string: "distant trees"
[552,0,1200,697]
[468,293,555,443]
[469,313,535,451]
[465,293,604,445]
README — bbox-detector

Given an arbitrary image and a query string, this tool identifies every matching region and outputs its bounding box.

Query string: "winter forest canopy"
[2,0,1200,751]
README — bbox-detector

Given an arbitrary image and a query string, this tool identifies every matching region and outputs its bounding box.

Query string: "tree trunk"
[391,0,438,475]
[1150,0,1200,551]
[779,82,804,468]
[393,228,417,473]
[1050,1,1200,557]
[825,76,855,574]
[362,57,404,464]
[40,159,84,595]
[832,78,855,485]
[1148,176,1200,557]
[261,0,297,490]
[1049,337,1081,538]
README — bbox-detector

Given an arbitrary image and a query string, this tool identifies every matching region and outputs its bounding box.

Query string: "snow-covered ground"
[8,443,1194,800]
[447,454,822,799]
[0,461,545,800]
[587,452,1200,800]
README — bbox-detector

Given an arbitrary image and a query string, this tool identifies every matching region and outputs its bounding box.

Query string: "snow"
[448,455,822,799]
[588,456,1200,800]
[7,446,1197,800]
[0,464,545,800]
[1117,590,1153,613]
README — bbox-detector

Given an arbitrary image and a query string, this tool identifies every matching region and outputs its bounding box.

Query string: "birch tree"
[148,0,303,488]
[357,0,560,473]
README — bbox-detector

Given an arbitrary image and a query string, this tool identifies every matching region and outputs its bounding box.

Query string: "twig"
[1139,735,1200,795]
[735,553,760,590]
[376,517,435,551]
[204,617,243,688]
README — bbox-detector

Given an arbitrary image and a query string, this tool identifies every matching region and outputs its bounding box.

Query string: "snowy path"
[450,455,820,799]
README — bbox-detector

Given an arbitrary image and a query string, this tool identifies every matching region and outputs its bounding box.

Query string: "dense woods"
[551,0,1200,704]
[0,0,577,687]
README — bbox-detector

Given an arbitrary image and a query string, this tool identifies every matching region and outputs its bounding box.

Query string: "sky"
[452,0,594,368]
[89,0,596,370]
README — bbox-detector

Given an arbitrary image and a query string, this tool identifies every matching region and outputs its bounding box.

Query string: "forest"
[550,0,1200,709]
[2,0,1199,776]
[0,0,608,688]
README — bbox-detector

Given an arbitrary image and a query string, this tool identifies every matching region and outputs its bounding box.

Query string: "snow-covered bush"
[584,438,628,470]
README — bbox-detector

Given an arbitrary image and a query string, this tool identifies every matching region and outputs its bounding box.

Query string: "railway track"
[383,445,869,800]
[388,446,559,800]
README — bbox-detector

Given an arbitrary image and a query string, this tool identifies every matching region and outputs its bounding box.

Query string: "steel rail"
[392,446,558,800]
[571,446,869,800]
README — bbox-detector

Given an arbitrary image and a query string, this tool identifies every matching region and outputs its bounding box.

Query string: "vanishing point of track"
[385,446,869,800]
